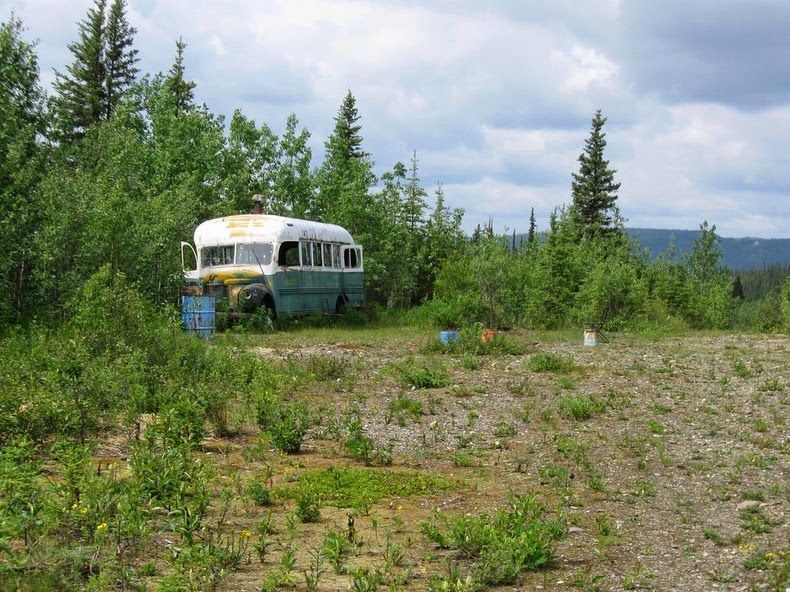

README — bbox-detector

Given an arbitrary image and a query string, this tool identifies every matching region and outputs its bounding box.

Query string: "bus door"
[340,245,364,305]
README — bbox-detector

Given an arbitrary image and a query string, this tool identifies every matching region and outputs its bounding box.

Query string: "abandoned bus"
[181,214,364,316]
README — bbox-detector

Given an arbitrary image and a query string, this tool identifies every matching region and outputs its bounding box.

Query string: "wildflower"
[80,506,89,515]
[96,522,108,533]
[241,530,252,539]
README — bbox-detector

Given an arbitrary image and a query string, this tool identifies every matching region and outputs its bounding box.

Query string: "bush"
[421,494,563,587]
[268,403,310,454]
[557,394,605,421]
[527,353,577,373]
[295,488,321,523]
[395,359,451,389]
[246,481,272,506]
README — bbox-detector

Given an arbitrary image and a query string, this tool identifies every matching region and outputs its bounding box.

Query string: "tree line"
[1,4,788,332]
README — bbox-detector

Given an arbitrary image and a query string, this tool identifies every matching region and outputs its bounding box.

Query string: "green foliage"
[246,481,272,506]
[322,530,351,574]
[571,110,622,235]
[395,359,451,389]
[276,466,452,509]
[433,237,525,329]
[295,487,322,523]
[386,395,424,426]
[527,353,577,373]
[268,403,310,454]
[421,494,563,587]
[557,395,605,421]
[51,0,138,142]
[0,16,46,327]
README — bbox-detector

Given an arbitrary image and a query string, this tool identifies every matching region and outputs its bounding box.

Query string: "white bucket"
[583,329,599,346]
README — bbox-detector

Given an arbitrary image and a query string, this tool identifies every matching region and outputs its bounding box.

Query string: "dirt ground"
[202,328,788,592]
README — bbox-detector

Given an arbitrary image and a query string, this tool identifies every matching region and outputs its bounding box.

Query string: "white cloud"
[1,0,788,238]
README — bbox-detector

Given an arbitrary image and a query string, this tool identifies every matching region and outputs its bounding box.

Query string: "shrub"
[307,355,348,381]
[386,395,423,426]
[421,494,563,587]
[396,360,451,389]
[557,395,605,421]
[268,403,310,454]
[295,488,321,523]
[246,481,272,506]
[527,353,577,373]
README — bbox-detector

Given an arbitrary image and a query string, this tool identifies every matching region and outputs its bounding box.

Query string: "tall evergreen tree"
[51,0,106,141]
[164,37,195,114]
[103,0,138,118]
[51,0,138,141]
[316,90,375,224]
[327,89,367,161]
[403,150,427,231]
[571,109,622,234]
[527,207,536,244]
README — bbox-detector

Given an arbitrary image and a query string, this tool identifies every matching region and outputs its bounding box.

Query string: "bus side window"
[323,243,332,267]
[332,244,341,268]
[301,241,312,267]
[343,248,350,268]
[349,249,358,268]
[312,242,323,267]
[278,241,299,266]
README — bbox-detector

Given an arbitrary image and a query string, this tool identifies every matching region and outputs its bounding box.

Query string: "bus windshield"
[236,243,273,266]
[201,245,234,267]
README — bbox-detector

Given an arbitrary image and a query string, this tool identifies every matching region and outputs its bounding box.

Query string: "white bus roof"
[194,215,355,247]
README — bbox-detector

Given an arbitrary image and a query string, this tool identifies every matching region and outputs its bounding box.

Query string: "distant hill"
[626,228,790,270]
[507,228,788,270]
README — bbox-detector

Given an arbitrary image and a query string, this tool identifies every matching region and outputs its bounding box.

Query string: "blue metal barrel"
[181,295,215,339]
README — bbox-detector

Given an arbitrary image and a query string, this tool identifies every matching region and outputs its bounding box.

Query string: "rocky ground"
[209,328,787,591]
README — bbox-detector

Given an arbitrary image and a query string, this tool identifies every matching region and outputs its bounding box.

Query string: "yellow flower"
[96,522,108,532]
[80,506,88,515]
[71,503,79,510]
[241,530,252,539]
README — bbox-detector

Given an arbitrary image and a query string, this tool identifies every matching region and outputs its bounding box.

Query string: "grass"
[394,359,451,389]
[275,466,454,509]
[421,494,564,587]
[386,395,424,426]
[557,394,605,421]
[527,353,579,373]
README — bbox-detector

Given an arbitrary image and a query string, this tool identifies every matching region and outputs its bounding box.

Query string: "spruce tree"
[164,37,195,114]
[571,109,622,234]
[51,0,138,141]
[403,150,427,231]
[527,207,536,244]
[326,89,367,162]
[103,0,138,118]
[52,0,107,141]
[317,90,374,223]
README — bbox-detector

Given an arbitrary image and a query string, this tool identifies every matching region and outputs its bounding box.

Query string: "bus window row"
[201,241,362,270]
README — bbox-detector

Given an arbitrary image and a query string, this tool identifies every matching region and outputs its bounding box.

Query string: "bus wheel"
[335,296,347,315]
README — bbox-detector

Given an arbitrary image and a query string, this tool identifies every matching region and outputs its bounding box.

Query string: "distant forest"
[625,228,789,270]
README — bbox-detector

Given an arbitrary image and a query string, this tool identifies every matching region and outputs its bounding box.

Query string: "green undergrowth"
[275,466,454,509]
[422,494,565,588]
[527,353,580,374]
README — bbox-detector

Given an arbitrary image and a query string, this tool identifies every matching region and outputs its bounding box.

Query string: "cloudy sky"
[4,0,790,237]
